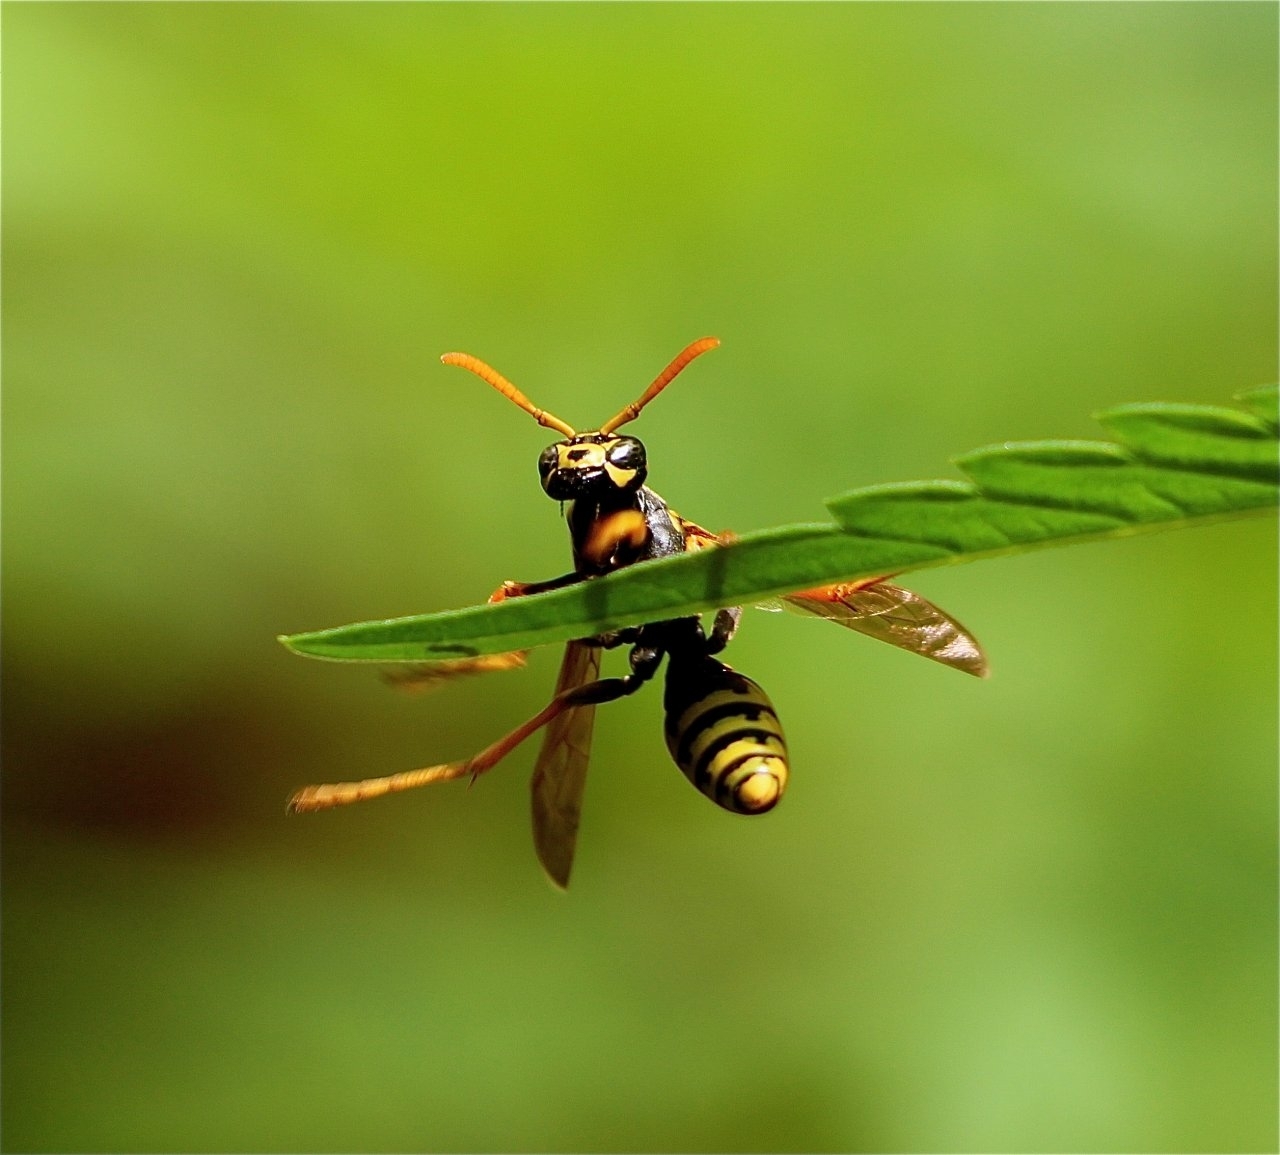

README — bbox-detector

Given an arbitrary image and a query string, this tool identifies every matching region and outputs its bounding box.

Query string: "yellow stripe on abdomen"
[663,662,788,814]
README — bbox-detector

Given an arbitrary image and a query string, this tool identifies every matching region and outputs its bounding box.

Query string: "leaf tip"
[278,630,331,660]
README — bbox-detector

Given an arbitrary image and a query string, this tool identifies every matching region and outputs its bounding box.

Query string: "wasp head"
[537,433,648,501]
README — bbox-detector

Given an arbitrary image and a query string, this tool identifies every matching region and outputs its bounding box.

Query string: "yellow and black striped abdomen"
[663,656,788,814]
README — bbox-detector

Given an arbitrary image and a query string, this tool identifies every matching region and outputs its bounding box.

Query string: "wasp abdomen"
[663,658,788,814]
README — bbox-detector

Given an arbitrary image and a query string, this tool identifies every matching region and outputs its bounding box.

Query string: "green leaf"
[1094,402,1277,479]
[281,387,1278,662]
[1234,383,1279,433]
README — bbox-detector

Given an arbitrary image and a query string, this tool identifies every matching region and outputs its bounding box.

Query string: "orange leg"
[288,697,571,812]
[288,663,650,813]
[791,575,894,602]
[381,651,528,694]
[487,571,584,603]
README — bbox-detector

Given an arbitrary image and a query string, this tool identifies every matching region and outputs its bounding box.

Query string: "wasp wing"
[672,519,985,677]
[530,641,602,890]
[784,580,988,677]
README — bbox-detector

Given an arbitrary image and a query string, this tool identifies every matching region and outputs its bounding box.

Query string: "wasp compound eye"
[538,444,559,480]
[607,437,646,471]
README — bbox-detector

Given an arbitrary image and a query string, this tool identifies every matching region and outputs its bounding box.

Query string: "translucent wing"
[671,518,986,677]
[530,641,602,889]
[784,580,988,678]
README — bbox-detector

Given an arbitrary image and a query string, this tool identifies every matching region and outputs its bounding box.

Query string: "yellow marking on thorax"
[581,508,649,567]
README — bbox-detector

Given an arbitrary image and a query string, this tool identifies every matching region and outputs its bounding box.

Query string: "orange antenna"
[441,352,577,438]
[598,337,720,434]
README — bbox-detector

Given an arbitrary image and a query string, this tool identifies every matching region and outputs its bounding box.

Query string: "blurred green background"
[3,4,1276,1152]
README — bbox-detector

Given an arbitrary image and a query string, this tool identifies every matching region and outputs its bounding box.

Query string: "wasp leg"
[381,651,528,694]
[705,607,743,655]
[591,626,646,650]
[288,644,665,814]
[489,571,585,603]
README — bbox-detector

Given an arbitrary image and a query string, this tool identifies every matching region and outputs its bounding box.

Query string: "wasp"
[289,339,986,887]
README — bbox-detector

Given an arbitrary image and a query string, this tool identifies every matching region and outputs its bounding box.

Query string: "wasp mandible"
[290,339,986,887]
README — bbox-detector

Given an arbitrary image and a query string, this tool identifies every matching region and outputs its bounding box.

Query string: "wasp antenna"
[598,337,720,434]
[441,352,577,437]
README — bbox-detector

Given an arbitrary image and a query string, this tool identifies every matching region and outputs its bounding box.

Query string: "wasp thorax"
[538,433,648,501]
